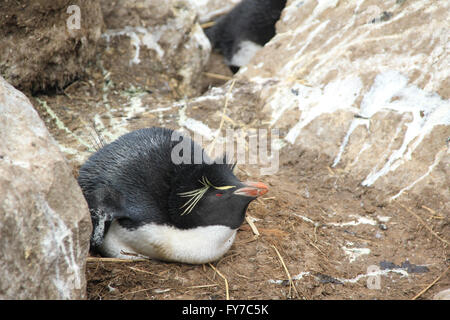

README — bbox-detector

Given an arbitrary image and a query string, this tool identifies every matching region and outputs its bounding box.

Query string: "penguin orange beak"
[234,181,269,197]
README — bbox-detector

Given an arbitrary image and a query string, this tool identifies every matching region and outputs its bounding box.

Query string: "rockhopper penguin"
[78,127,268,264]
[205,0,287,72]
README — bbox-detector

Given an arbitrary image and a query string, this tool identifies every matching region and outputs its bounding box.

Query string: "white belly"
[99,220,237,264]
[228,40,263,67]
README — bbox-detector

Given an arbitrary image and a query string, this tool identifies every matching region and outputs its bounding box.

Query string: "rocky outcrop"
[98,0,211,97]
[0,0,103,93]
[0,76,92,299]
[178,0,450,202]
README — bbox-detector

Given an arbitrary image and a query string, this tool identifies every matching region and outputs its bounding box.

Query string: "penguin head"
[168,161,268,230]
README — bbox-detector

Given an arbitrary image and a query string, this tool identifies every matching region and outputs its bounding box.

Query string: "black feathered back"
[205,0,287,63]
[78,127,244,249]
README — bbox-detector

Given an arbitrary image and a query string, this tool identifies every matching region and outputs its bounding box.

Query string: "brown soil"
[30,48,449,301]
[0,0,102,93]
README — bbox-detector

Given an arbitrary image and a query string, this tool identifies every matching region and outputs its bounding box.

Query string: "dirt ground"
[30,50,449,300]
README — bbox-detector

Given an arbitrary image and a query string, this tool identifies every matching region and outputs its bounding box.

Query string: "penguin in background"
[77,127,268,264]
[205,0,287,73]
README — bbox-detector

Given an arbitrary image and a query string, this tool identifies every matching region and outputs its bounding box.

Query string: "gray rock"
[0,76,92,299]
[238,0,450,203]
[433,288,450,300]
[179,0,449,204]
[99,0,211,97]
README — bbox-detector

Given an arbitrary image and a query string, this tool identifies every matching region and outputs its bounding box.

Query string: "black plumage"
[77,127,268,258]
[205,0,287,72]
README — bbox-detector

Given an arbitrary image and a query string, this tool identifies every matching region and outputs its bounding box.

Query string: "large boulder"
[178,0,450,203]
[0,76,92,299]
[0,0,103,93]
[98,0,211,97]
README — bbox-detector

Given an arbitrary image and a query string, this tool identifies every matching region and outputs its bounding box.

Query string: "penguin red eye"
[216,193,223,197]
